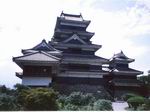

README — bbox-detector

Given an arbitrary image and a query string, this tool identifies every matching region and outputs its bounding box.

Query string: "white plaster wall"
[22,77,52,86]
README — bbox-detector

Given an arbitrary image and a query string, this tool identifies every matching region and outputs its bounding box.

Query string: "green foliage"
[58,92,95,108]
[127,96,145,110]
[144,98,150,110]
[66,92,95,106]
[0,85,113,111]
[93,99,113,111]
[14,83,30,92]
[0,85,16,95]
[24,88,58,110]
[0,93,17,111]
[122,93,139,101]
[14,84,30,108]
[94,91,113,101]
[137,71,150,92]
[57,92,113,111]
[57,92,95,110]
[137,98,150,110]
[0,85,8,93]
[62,104,79,111]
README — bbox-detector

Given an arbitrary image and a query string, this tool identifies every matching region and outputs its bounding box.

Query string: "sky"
[0,0,150,88]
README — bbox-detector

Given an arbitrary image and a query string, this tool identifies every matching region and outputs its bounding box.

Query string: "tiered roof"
[109,51,143,75]
[110,51,135,63]
[54,29,94,39]
[13,39,61,68]
[55,12,91,30]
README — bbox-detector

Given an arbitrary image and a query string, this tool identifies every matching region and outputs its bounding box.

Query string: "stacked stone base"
[52,83,113,100]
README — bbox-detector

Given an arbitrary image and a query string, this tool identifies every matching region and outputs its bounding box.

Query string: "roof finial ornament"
[42,39,46,42]
[120,50,123,54]
[61,11,64,16]
[80,12,83,20]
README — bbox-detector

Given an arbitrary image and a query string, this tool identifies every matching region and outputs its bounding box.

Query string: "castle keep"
[13,12,143,97]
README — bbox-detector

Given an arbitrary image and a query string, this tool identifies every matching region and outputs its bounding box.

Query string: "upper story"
[51,12,95,44]
[50,12,103,56]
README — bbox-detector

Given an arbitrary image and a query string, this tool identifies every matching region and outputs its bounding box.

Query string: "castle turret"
[107,51,143,98]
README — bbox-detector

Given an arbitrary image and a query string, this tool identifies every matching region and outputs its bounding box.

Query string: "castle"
[13,12,143,97]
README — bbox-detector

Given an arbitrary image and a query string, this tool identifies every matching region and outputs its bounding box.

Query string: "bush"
[122,93,138,101]
[144,98,150,110]
[0,94,17,110]
[65,92,95,106]
[138,98,150,110]
[63,104,79,111]
[14,84,30,108]
[127,96,145,110]
[57,92,95,110]
[14,84,30,93]
[94,91,113,101]
[93,99,113,111]
[0,85,16,95]
[24,88,58,110]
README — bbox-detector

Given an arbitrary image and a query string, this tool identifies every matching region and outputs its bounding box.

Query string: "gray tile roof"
[110,51,134,63]
[13,51,60,62]
[112,67,143,75]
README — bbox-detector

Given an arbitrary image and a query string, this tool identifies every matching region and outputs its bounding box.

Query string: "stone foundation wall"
[52,83,113,100]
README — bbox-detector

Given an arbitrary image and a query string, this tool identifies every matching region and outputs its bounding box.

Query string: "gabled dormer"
[32,39,56,51]
[62,34,87,45]
[22,39,62,55]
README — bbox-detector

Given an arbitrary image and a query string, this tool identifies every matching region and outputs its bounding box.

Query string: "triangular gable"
[13,51,60,62]
[63,34,87,44]
[32,39,56,51]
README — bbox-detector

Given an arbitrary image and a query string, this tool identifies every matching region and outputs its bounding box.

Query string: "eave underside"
[112,67,143,75]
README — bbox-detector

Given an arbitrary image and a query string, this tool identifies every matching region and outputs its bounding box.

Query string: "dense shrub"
[127,96,145,110]
[64,92,95,106]
[94,91,113,101]
[0,85,16,95]
[122,93,139,101]
[14,84,30,92]
[137,98,150,110]
[24,88,58,110]
[13,84,30,108]
[0,85,114,111]
[0,94,17,110]
[0,85,8,93]
[144,98,150,110]
[93,99,113,111]
[62,104,79,110]
[57,92,95,110]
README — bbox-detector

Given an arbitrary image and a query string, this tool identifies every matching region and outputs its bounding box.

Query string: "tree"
[0,93,17,110]
[14,83,30,92]
[93,99,113,111]
[137,70,150,95]
[13,84,30,108]
[122,93,139,101]
[23,88,58,110]
[127,96,145,110]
